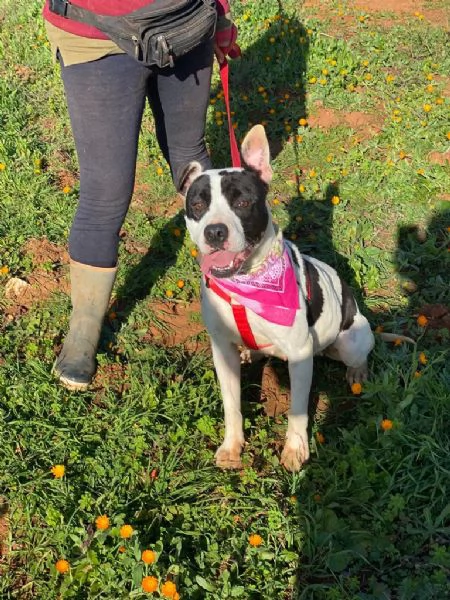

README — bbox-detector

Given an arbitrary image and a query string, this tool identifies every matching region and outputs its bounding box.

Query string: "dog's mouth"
[199,248,252,278]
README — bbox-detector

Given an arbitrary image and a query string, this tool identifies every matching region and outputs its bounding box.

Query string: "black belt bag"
[49,0,217,68]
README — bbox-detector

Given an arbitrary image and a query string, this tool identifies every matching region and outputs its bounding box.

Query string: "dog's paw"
[346,362,369,386]
[280,436,309,472]
[215,442,243,470]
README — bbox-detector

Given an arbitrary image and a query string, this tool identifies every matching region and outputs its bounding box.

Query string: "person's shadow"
[395,208,450,334]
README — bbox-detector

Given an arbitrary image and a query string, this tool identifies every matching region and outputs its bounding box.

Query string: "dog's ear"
[179,161,203,198]
[241,125,273,184]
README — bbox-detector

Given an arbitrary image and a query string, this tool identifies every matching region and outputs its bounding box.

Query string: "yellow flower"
[417,168,425,175]
[446,131,450,140]
[364,73,373,81]
[298,118,308,127]
[249,534,263,547]
[394,338,403,346]
[161,580,177,598]
[426,84,434,93]
[399,150,407,159]
[172,228,181,237]
[0,163,6,171]
[316,432,325,444]
[419,352,427,365]
[55,559,70,574]
[436,97,444,105]
[51,464,65,478]
[381,419,393,431]
[0,265,9,275]
[386,74,395,83]
[321,68,329,76]
[308,169,317,178]
[298,184,305,193]
[142,549,157,564]
[95,514,110,531]
[417,315,428,327]
[176,279,185,289]
[362,59,369,67]
[258,86,265,93]
[62,185,71,194]
[425,73,433,81]
[273,197,280,205]
[423,104,432,113]
[166,289,174,298]
[156,167,164,175]
[414,370,422,378]
[142,576,159,593]
[319,78,327,85]
[190,248,198,258]
[331,195,340,205]
[119,524,134,539]
[351,382,362,395]
[296,135,303,143]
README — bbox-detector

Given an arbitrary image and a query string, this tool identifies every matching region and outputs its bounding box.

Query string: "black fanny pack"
[49,0,217,68]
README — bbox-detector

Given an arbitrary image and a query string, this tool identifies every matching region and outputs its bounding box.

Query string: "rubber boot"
[54,261,117,390]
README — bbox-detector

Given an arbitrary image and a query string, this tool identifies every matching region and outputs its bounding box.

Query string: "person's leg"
[146,41,214,191]
[55,53,149,389]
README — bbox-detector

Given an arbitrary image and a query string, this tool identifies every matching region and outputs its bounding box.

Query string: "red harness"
[205,272,312,350]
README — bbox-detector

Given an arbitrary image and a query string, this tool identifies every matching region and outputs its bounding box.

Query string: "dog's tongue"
[200,250,237,274]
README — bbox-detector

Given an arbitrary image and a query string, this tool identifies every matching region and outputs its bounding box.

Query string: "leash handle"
[219,58,241,168]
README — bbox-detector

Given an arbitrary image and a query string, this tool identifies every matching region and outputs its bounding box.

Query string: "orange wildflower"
[177,279,185,289]
[161,580,177,598]
[55,559,70,574]
[95,514,110,531]
[119,524,134,539]
[142,549,157,564]
[414,370,422,378]
[316,432,325,444]
[248,534,263,547]
[351,382,362,395]
[118,546,126,553]
[51,464,65,478]
[417,315,428,327]
[142,576,159,593]
[381,419,393,431]
[298,117,308,126]
[419,352,427,365]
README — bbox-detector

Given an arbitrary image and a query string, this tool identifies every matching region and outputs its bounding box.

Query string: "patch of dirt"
[24,238,68,267]
[308,101,384,141]
[142,300,208,352]
[418,304,450,331]
[260,362,291,417]
[3,238,69,318]
[92,362,130,399]
[428,149,450,166]
[0,501,8,558]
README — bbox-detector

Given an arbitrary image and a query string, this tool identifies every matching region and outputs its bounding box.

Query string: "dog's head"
[180,125,273,278]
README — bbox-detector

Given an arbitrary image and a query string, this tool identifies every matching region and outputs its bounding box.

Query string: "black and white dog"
[180,125,375,472]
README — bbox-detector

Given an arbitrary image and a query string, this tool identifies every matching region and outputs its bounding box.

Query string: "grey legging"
[59,42,213,267]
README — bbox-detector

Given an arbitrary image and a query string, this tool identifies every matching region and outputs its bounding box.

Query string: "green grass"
[1,0,449,598]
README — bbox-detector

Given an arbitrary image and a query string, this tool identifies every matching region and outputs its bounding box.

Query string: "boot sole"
[58,375,91,391]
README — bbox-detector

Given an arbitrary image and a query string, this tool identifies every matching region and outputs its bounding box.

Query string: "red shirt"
[43,0,230,39]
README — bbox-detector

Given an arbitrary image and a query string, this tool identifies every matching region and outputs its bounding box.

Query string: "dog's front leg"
[211,338,244,469]
[281,336,314,472]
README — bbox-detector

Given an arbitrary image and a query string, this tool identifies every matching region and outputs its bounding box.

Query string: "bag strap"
[49,0,103,27]
[219,58,241,168]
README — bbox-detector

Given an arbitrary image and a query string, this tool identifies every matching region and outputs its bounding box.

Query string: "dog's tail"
[377,332,416,345]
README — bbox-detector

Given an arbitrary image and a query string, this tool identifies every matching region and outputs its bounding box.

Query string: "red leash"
[219,58,241,168]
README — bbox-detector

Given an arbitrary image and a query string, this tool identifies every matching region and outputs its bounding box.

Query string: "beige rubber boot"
[54,261,117,390]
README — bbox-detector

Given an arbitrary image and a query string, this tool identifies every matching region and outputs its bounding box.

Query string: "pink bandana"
[208,239,300,326]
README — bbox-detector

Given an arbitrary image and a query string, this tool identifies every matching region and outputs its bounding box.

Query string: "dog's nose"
[204,223,229,247]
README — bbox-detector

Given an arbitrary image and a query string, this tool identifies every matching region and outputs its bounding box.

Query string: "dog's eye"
[234,199,251,209]
[191,200,206,212]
